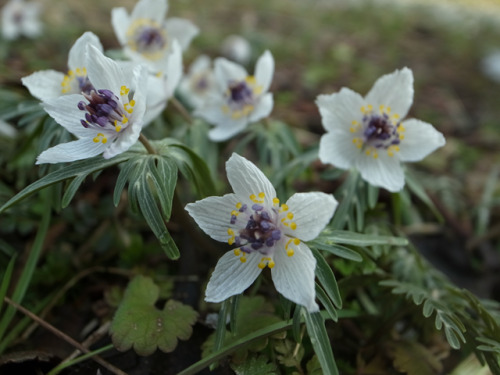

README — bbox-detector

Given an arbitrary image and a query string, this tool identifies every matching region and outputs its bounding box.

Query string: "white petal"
[111,7,130,46]
[254,50,274,93]
[143,100,166,125]
[249,93,273,122]
[193,97,227,124]
[130,0,167,24]
[86,44,124,95]
[164,18,199,51]
[364,68,414,120]
[271,242,319,312]
[397,119,445,162]
[36,138,108,164]
[164,39,183,97]
[103,122,140,159]
[355,151,405,192]
[318,130,359,170]
[21,70,65,101]
[42,95,93,138]
[214,58,247,92]
[316,89,365,133]
[68,32,102,71]
[130,64,149,121]
[282,192,338,242]
[226,153,276,207]
[185,194,240,242]
[189,54,211,74]
[205,251,262,303]
[208,118,248,142]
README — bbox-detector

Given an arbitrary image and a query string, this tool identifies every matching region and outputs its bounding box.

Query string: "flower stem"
[139,133,156,155]
[171,97,194,125]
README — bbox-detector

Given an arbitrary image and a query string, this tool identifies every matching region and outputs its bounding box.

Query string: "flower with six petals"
[186,153,338,312]
[317,68,445,192]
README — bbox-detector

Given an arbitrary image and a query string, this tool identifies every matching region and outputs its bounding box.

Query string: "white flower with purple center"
[186,153,338,312]
[317,68,446,192]
[178,55,216,109]
[112,0,198,73]
[194,51,274,142]
[1,0,42,40]
[36,44,148,164]
[22,32,102,100]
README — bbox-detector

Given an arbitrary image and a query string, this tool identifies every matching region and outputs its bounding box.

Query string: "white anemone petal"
[208,118,248,142]
[254,50,274,93]
[249,93,273,122]
[111,7,130,46]
[164,18,199,51]
[42,94,93,138]
[22,70,66,100]
[355,151,405,192]
[86,44,123,96]
[318,130,360,170]
[68,32,103,71]
[36,138,108,164]
[397,119,445,162]
[316,89,365,133]
[214,58,247,92]
[130,0,167,24]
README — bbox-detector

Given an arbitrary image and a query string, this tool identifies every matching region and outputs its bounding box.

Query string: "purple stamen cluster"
[77,76,95,95]
[229,81,253,105]
[135,27,165,52]
[232,204,281,254]
[78,90,125,129]
[363,114,401,149]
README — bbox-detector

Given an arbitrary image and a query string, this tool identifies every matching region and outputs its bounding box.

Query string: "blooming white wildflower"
[22,32,103,100]
[178,55,216,109]
[186,153,338,312]
[143,40,182,125]
[1,0,42,40]
[317,68,445,192]
[111,0,198,73]
[36,44,148,164]
[194,51,274,142]
[220,35,252,65]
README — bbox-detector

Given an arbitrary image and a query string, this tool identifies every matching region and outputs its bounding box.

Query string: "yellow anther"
[122,116,129,124]
[93,133,107,144]
[228,238,235,245]
[258,262,265,269]
[245,76,256,85]
[273,198,280,206]
[287,212,293,220]
[240,256,247,263]
[386,106,391,113]
[231,210,239,216]
[242,105,254,116]
[293,238,300,245]
[399,135,405,140]
[367,104,373,111]
[228,228,234,235]
[115,126,122,132]
[93,137,99,143]
[222,105,229,114]
[394,146,400,151]
[366,150,371,156]
[281,204,289,212]
[388,151,394,157]
[120,86,130,96]
[290,223,297,230]
[76,68,81,74]
[129,100,136,107]
[379,104,384,113]
[258,192,265,199]
[253,86,263,95]
[231,111,242,119]
[250,194,256,200]
[234,248,241,256]
[352,120,358,125]
[392,114,400,120]
[373,152,378,159]
[399,125,405,132]
[236,202,242,209]
[268,260,275,268]
[352,138,358,144]
[258,257,274,269]
[287,249,294,257]
[68,70,74,76]
[83,67,87,74]
[350,128,355,133]
[361,106,366,114]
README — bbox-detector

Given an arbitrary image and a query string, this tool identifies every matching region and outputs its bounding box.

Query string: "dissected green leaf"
[275,338,304,367]
[307,355,323,375]
[387,340,443,375]
[231,354,277,375]
[202,296,285,364]
[110,276,198,356]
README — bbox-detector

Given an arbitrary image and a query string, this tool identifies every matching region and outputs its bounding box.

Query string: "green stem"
[176,309,360,375]
[139,133,156,155]
[171,97,194,124]
[46,344,114,375]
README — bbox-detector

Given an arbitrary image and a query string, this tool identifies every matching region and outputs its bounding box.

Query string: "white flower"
[185,153,338,312]
[143,39,182,125]
[22,32,103,100]
[1,0,42,40]
[111,0,198,73]
[194,51,274,142]
[220,35,252,65]
[317,68,445,192]
[36,44,148,164]
[178,55,216,109]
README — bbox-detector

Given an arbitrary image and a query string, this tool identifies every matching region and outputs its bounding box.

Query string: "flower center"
[351,104,405,159]
[126,19,167,60]
[61,68,95,95]
[227,193,299,268]
[221,76,263,120]
[77,86,135,143]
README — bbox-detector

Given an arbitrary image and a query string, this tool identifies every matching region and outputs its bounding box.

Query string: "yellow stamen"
[236,202,242,209]
[122,116,128,124]
[240,256,247,263]
[281,204,289,212]
[228,228,234,235]
[115,126,122,132]
[245,76,256,85]
[287,212,293,220]
[231,210,239,216]
[293,238,300,245]
[287,249,294,257]
[232,111,242,119]
[273,198,279,206]
[222,105,229,114]
[258,192,265,199]
[290,223,297,230]
[234,248,241,256]
[228,238,234,245]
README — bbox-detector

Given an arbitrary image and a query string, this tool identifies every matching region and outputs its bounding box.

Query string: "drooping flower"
[36,44,148,164]
[178,55,216,109]
[1,0,42,40]
[194,51,274,142]
[220,35,252,65]
[186,153,338,312]
[22,32,103,100]
[317,68,445,192]
[142,39,183,125]
[111,0,198,73]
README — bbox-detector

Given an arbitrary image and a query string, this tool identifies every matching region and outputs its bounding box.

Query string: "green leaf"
[201,296,285,364]
[292,305,302,344]
[311,247,342,309]
[303,310,339,375]
[367,184,379,209]
[279,293,293,323]
[230,354,277,375]
[0,254,17,317]
[210,298,230,370]
[331,171,359,230]
[318,229,408,247]
[315,283,338,322]
[388,340,443,375]
[405,170,444,222]
[61,174,87,208]
[307,355,323,375]
[230,294,242,335]
[110,275,198,356]
[310,239,362,262]
[275,338,304,367]
[0,152,133,213]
